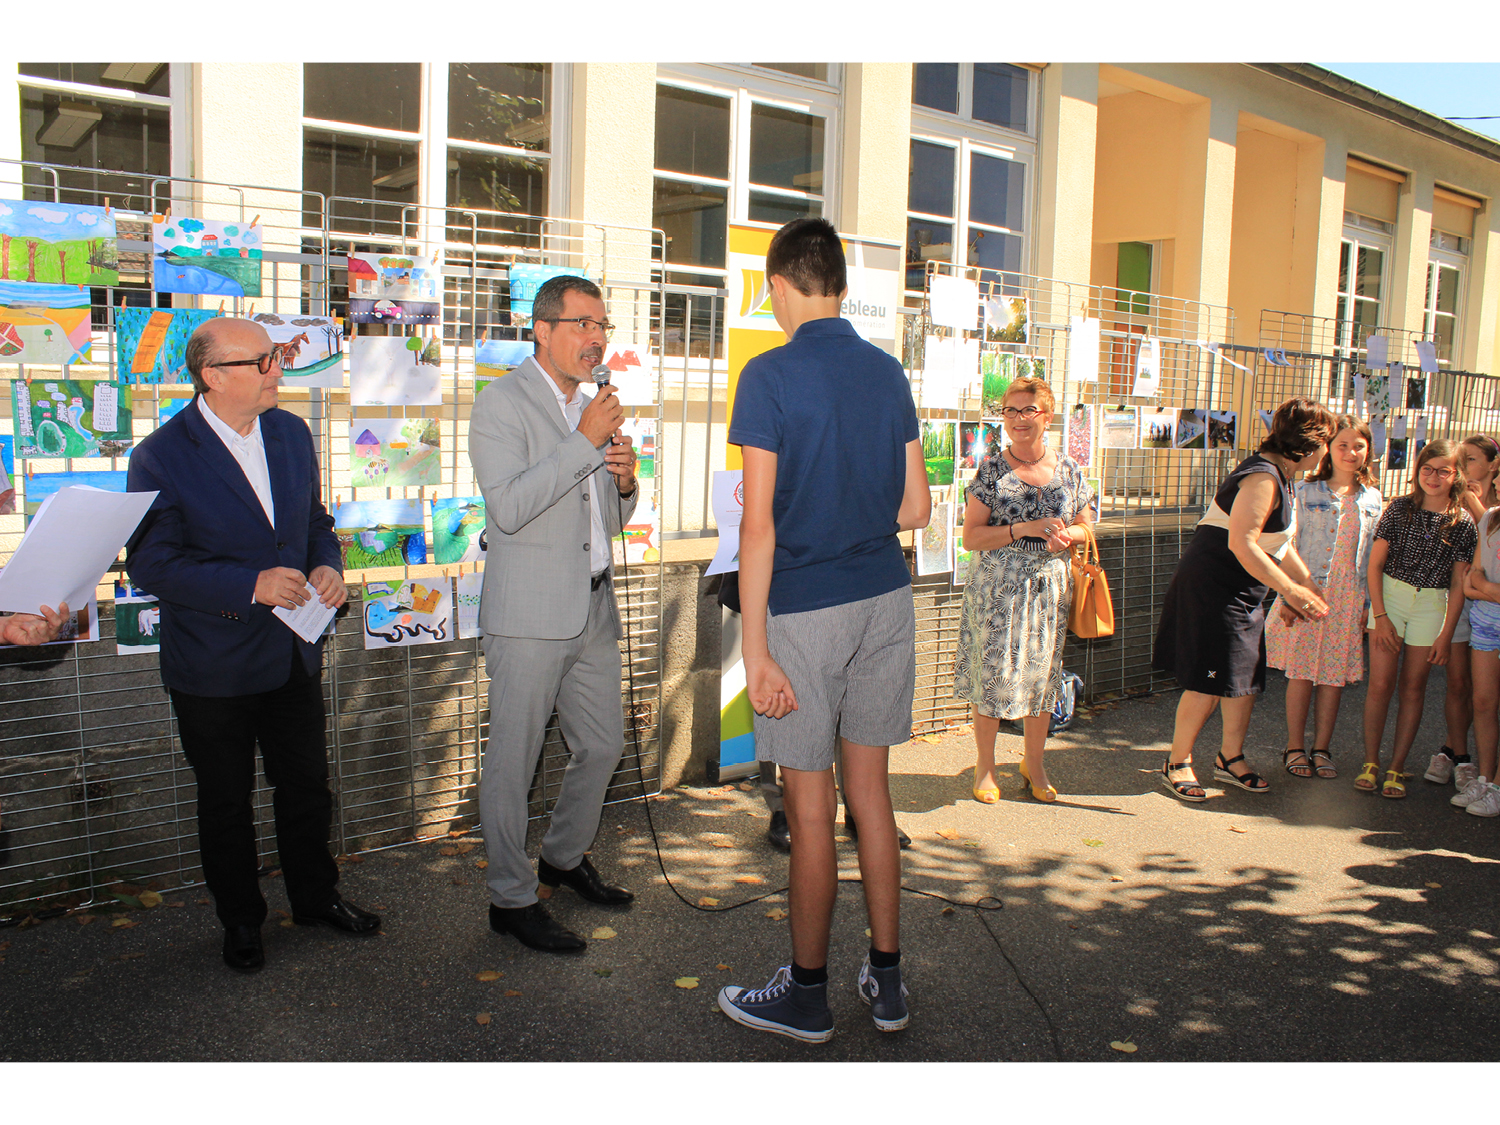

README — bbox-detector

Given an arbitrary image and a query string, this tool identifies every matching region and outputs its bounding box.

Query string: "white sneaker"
[1425,750,1456,784]
[1466,783,1500,818]
[1455,761,1480,790]
[1452,775,1489,808]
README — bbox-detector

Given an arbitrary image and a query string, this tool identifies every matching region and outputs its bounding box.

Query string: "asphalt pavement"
[2,670,1498,1063]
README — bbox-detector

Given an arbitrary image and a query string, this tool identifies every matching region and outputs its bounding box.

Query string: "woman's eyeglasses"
[1000,406,1045,420]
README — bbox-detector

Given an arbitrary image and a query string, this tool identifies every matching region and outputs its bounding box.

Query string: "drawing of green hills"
[1,236,118,286]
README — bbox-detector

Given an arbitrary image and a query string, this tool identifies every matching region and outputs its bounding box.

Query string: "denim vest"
[1293,479,1383,599]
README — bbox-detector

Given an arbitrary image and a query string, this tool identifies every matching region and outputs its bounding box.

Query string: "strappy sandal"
[1381,769,1409,799]
[1282,748,1313,778]
[1354,761,1379,791]
[1215,753,1270,793]
[1310,750,1337,779]
[1161,758,1207,803]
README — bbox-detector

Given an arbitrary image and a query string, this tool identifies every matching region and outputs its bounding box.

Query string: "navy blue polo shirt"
[728,316,919,615]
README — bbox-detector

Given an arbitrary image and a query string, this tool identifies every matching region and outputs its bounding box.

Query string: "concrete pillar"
[1467,203,1496,373]
[1175,95,1237,328]
[567,64,656,287]
[1033,63,1097,289]
[837,63,912,244]
[1288,135,1328,319]
[1312,141,1349,324]
[1,63,21,197]
[1392,172,1433,336]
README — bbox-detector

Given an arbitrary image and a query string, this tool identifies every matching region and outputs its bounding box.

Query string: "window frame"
[911,63,1036,140]
[1335,213,1394,360]
[1423,238,1467,368]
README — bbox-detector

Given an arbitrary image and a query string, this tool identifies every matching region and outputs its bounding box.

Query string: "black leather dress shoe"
[844,811,912,850]
[292,896,381,934]
[489,902,586,952]
[537,854,634,905]
[766,810,791,852]
[223,925,265,973]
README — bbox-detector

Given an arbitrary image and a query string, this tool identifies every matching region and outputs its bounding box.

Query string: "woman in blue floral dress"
[953,376,1094,804]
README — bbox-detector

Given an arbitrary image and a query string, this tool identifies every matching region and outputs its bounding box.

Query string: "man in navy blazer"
[127,318,378,973]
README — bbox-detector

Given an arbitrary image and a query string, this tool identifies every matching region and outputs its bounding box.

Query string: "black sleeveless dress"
[1152,455,1295,697]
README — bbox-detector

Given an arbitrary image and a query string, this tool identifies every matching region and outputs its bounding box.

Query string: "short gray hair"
[531,275,602,326]
[183,322,224,396]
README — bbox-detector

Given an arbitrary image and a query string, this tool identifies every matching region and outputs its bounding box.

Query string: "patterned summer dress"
[1265,493,1365,686]
[952,453,1093,720]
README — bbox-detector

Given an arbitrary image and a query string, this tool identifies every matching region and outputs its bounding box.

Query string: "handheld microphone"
[591,364,612,388]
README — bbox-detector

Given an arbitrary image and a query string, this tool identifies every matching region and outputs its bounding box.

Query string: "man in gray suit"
[468,275,639,952]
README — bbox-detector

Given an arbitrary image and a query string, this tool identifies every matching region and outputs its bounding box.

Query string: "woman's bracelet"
[1373,611,1388,619]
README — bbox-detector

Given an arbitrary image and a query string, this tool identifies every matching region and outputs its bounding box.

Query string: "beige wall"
[568,63,655,232]
[838,63,912,244]
[1034,64,1097,287]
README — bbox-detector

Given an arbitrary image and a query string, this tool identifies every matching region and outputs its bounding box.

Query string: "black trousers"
[170,656,339,928]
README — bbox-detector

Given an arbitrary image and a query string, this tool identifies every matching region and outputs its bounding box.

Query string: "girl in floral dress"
[1266,417,1383,779]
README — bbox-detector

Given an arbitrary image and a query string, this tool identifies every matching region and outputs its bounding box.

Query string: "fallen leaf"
[111,918,137,929]
[455,843,476,854]
[962,841,981,848]
[1082,839,1104,847]
[197,899,212,906]
[716,963,731,971]
[475,1013,491,1025]
[503,989,521,997]
[937,829,961,841]
[1426,882,1442,889]
[1110,875,1125,883]
[438,847,459,856]
[711,840,734,849]
[280,918,296,928]
[940,906,955,916]
[735,875,763,885]
[918,734,942,743]
[591,927,617,940]
[476,971,503,982]
[1228,826,1247,834]
[448,829,469,839]
[864,928,872,938]
[77,915,95,926]
[138,891,163,909]
[1110,1040,1138,1053]
[675,977,699,989]
[764,907,788,920]
[595,968,613,977]
[112,893,142,909]
[698,897,720,908]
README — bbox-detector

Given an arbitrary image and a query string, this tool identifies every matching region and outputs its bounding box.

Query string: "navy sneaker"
[718,965,834,1043]
[857,956,909,1031]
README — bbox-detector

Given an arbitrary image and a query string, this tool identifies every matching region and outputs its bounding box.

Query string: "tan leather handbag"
[1068,523,1115,639]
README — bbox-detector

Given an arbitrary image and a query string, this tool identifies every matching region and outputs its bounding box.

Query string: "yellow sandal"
[1381,769,1409,799]
[1354,762,1380,792]
[973,784,1001,804]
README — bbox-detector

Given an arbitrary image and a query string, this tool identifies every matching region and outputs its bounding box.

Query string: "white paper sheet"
[1069,317,1100,383]
[92,383,119,433]
[1415,416,1428,443]
[0,486,157,614]
[921,335,960,409]
[1392,416,1408,439]
[1370,422,1387,459]
[273,583,339,642]
[928,274,979,332]
[1132,336,1160,398]
[1364,335,1388,371]
[706,470,744,577]
[1414,340,1439,374]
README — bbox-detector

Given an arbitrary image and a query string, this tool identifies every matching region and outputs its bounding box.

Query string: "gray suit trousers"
[479,581,625,908]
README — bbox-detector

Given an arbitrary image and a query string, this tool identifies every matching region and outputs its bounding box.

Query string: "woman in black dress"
[1154,397,1339,800]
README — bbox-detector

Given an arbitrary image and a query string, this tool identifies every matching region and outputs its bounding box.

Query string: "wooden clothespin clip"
[104,197,111,217]
[217,301,225,316]
[119,291,128,308]
[247,303,256,318]
[249,215,260,229]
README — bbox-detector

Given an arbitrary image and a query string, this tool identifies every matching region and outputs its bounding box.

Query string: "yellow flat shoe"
[1353,761,1379,792]
[973,785,1001,804]
[1019,762,1059,803]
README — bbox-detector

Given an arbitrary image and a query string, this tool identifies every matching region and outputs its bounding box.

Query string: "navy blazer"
[126,398,342,697]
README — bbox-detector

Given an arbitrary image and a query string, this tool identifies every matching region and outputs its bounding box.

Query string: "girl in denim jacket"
[1266,416,1383,779]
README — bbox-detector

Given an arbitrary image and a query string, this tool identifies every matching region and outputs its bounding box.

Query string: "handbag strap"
[1072,521,1100,567]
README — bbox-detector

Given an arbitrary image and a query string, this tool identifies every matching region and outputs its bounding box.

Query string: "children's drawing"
[349,418,441,489]
[619,418,656,481]
[158,394,193,424]
[252,313,345,388]
[959,421,993,470]
[508,264,586,321]
[152,216,262,297]
[114,582,161,655]
[1085,476,1102,520]
[0,281,93,365]
[1,600,97,648]
[917,501,953,576]
[614,490,661,567]
[362,578,452,650]
[601,341,657,405]
[1099,405,1138,450]
[12,379,132,458]
[921,420,956,486]
[455,572,484,639]
[1065,404,1094,467]
[332,498,428,569]
[114,307,221,383]
[475,338,531,395]
[1174,409,1207,450]
[1365,373,1391,414]
[23,469,128,524]
[1140,407,1178,450]
[984,295,1028,343]
[0,200,118,286]
[1208,410,1238,450]
[350,335,443,406]
[0,436,14,515]
[980,350,1012,415]
[431,496,486,565]
[347,252,440,325]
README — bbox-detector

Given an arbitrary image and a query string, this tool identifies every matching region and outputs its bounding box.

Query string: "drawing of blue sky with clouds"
[0,200,115,242]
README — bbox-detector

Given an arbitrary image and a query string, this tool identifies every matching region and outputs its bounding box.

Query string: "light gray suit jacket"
[468,355,639,641]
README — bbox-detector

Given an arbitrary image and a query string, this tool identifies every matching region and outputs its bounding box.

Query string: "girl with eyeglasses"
[1424,434,1500,791]
[1360,439,1477,798]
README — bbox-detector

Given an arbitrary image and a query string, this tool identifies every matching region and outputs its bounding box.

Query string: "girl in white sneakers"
[1456,505,1500,816]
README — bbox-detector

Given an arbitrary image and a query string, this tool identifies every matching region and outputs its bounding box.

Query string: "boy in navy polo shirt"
[716,218,930,1042]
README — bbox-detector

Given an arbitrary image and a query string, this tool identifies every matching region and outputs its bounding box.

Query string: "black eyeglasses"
[544,316,616,340]
[211,346,289,375]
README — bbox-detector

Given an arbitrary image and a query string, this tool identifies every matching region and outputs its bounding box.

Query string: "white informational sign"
[841,237,902,356]
[707,470,744,577]
[928,273,979,332]
[1364,334,1388,371]
[0,486,157,615]
[1069,316,1100,383]
[1132,336,1161,398]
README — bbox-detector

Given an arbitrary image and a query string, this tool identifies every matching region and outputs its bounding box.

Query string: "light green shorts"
[1369,574,1449,648]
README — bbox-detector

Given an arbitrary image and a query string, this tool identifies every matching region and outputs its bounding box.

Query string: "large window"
[1424,231,1467,367]
[912,63,1030,134]
[447,63,551,222]
[1335,212,1392,358]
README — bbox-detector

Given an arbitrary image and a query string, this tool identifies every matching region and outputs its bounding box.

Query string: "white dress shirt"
[198,395,275,529]
[541,371,610,575]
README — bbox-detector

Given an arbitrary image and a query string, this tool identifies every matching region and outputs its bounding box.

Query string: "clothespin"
[335,494,342,508]
[119,292,127,308]
[104,198,111,217]
[249,215,260,229]
[27,465,33,480]
[247,303,256,318]
[217,301,225,316]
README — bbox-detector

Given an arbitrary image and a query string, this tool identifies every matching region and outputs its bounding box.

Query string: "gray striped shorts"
[754,585,917,771]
